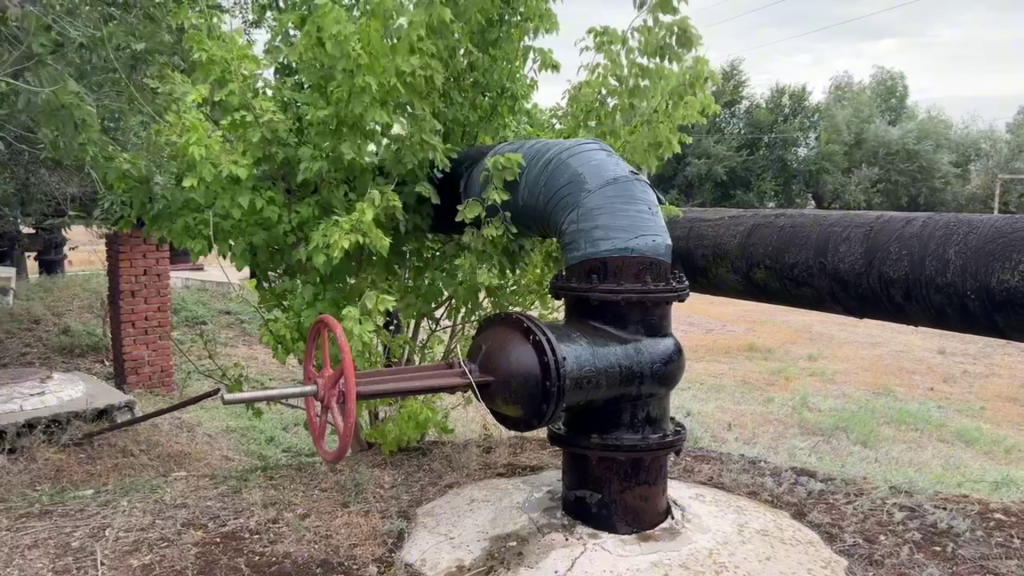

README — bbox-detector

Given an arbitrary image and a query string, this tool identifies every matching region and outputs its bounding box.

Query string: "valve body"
[469,256,688,534]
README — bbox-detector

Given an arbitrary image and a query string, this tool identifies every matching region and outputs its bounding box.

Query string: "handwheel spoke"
[320,327,331,372]
[318,403,329,438]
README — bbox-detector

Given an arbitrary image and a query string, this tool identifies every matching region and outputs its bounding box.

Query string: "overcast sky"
[535,0,1024,123]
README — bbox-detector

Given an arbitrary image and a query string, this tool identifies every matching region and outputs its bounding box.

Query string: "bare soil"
[2,432,1022,576]
[2,280,1022,575]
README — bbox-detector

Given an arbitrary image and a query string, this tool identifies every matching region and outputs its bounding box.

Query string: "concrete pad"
[170,267,249,291]
[0,266,14,308]
[401,470,847,576]
[0,370,138,439]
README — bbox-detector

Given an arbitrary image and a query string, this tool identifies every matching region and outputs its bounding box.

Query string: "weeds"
[0,273,109,375]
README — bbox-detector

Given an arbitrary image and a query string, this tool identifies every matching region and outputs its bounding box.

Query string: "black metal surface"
[560,450,672,534]
[550,256,690,303]
[469,257,687,533]
[467,313,564,432]
[435,141,689,534]
[668,209,1024,342]
[32,228,66,276]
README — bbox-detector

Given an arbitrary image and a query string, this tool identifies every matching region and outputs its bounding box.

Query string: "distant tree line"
[653,59,1024,214]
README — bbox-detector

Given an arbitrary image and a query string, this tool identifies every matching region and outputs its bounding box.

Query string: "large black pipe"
[667,209,1024,342]
[437,140,688,534]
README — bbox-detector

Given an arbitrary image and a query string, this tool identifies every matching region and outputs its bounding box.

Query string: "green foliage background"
[1,0,715,450]
[653,59,1024,214]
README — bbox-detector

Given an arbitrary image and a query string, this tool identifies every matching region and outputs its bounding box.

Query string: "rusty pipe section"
[667,209,1024,342]
[220,363,489,407]
[355,362,491,400]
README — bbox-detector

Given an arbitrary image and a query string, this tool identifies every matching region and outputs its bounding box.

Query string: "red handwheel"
[303,315,357,464]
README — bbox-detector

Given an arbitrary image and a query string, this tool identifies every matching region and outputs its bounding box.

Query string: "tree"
[652,58,819,209]
[4,0,715,452]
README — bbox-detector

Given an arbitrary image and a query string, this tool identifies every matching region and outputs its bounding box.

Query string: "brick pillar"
[106,230,175,393]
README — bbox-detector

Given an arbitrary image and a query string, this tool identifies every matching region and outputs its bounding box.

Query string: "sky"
[534,0,1024,123]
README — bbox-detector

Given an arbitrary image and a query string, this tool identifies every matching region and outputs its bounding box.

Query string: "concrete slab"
[0,370,138,440]
[401,470,847,576]
[0,266,14,307]
[170,266,249,291]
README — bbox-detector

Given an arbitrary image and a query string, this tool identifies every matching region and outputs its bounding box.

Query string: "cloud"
[535,0,1024,121]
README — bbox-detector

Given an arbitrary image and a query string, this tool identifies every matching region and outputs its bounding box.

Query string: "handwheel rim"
[302,315,357,464]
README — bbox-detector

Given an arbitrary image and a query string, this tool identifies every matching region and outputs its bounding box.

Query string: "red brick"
[145,266,170,276]
[156,319,171,327]
[157,289,171,297]
[157,305,170,312]
[131,244,152,253]
[137,364,161,375]
[143,252,165,259]
[124,359,147,369]
[136,289,158,299]
[124,344,146,353]
[157,243,170,250]
[119,283,143,293]
[135,259,156,268]
[150,341,172,351]
[145,311,169,321]
[121,338,136,347]
[149,351,173,361]
[119,267,141,277]
[123,236,145,246]
[131,304,161,314]
[157,273,171,282]
[135,335,159,345]
[146,296,172,305]
[118,328,145,338]
[145,328,164,336]
[122,298,144,307]
[134,320,157,329]
[122,313,144,322]
[157,258,170,266]
[125,351,148,361]
[126,373,152,385]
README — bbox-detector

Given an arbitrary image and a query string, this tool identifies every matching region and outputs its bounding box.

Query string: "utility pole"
[995,174,1024,214]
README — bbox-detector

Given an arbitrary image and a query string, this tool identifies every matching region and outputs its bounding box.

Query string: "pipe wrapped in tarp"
[435,139,670,266]
[668,208,1024,342]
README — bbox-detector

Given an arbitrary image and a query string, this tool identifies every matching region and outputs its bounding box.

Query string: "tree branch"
[0,75,61,92]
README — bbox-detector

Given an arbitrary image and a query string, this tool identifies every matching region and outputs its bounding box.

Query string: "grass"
[172,286,262,333]
[674,372,1024,499]
[0,273,110,377]
[2,280,1023,574]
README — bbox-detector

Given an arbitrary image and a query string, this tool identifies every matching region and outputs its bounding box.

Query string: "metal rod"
[221,384,318,405]
[358,367,468,386]
[355,362,453,379]
[74,387,222,443]
[356,378,481,401]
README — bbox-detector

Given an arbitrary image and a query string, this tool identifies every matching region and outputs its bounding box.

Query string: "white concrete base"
[0,371,137,438]
[401,470,846,576]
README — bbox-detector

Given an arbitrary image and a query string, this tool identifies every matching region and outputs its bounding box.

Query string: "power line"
[706,0,787,28]
[693,0,735,14]
[728,0,924,56]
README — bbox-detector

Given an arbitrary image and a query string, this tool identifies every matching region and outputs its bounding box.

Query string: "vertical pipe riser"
[561,451,672,534]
